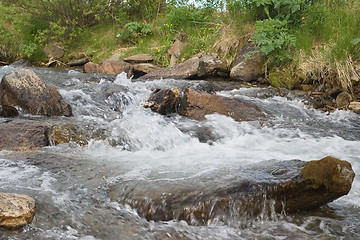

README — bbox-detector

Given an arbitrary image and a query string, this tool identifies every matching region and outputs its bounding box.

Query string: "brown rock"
[101,60,133,77]
[84,62,105,73]
[0,119,49,151]
[336,91,352,109]
[48,123,106,146]
[145,88,180,115]
[230,44,265,82]
[113,156,354,224]
[0,192,36,228]
[133,63,161,78]
[43,43,64,59]
[0,105,18,117]
[178,88,266,122]
[123,54,154,64]
[0,69,72,117]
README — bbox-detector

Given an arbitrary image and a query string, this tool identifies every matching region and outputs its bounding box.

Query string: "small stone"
[336,92,352,109]
[0,192,36,228]
[348,101,360,113]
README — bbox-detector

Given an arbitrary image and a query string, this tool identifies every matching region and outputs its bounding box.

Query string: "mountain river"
[0,66,359,239]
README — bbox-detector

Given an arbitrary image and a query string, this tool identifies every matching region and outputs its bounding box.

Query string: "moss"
[269,68,300,89]
[300,156,354,194]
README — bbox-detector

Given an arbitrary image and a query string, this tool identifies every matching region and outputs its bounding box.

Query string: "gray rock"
[230,44,265,82]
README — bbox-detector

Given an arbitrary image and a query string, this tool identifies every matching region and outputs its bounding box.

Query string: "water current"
[0,66,359,239]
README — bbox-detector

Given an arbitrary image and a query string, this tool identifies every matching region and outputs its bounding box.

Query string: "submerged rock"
[145,88,266,123]
[0,69,72,117]
[0,192,36,228]
[0,119,49,151]
[111,156,354,225]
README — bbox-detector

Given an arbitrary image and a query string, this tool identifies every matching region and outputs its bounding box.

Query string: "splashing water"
[0,66,359,239]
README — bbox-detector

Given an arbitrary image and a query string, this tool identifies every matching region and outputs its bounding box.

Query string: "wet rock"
[230,44,265,82]
[67,58,89,67]
[123,54,154,64]
[348,101,360,113]
[0,69,72,117]
[112,156,354,225]
[0,119,48,151]
[0,192,36,228]
[0,105,18,117]
[145,88,180,115]
[140,55,229,80]
[336,92,352,109]
[178,88,266,122]
[146,88,266,123]
[48,123,107,146]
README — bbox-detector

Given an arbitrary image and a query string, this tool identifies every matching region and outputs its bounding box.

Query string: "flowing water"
[0,66,359,239]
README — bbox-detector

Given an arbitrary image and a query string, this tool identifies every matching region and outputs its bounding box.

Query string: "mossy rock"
[269,69,300,90]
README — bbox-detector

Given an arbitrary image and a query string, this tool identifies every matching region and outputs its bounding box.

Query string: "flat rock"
[123,54,154,64]
[67,58,89,66]
[84,60,133,77]
[0,119,49,151]
[0,69,72,117]
[140,55,229,80]
[110,156,354,225]
[0,192,36,228]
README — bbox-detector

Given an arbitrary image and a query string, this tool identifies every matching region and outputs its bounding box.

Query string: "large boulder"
[84,62,104,73]
[145,88,266,123]
[0,192,36,228]
[140,55,229,80]
[0,119,49,151]
[111,156,354,224]
[123,54,154,64]
[0,69,72,117]
[230,44,265,82]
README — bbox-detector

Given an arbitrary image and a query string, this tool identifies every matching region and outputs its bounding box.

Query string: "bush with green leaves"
[116,22,153,43]
[252,19,296,64]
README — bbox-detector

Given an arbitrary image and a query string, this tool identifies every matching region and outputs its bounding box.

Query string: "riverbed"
[0,66,359,239]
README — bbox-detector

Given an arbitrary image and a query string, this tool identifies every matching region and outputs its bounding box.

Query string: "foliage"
[252,19,296,64]
[116,22,153,43]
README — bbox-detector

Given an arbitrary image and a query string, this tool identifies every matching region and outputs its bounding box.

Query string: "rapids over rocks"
[0,66,359,239]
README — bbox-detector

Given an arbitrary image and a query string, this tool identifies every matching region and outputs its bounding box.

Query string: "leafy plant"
[20,41,38,58]
[252,19,296,63]
[116,22,153,43]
